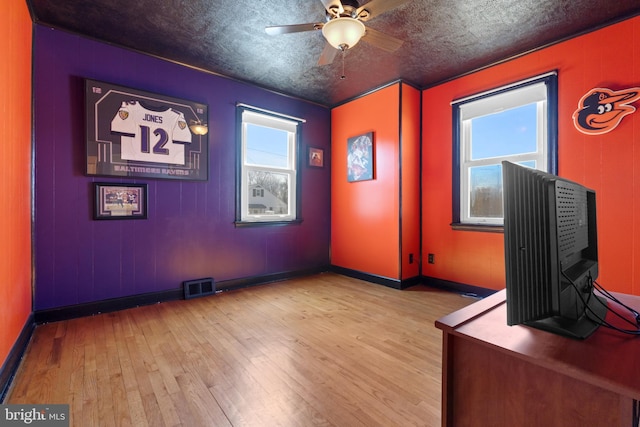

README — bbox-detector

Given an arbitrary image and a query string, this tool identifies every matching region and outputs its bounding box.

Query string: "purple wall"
[33,26,331,311]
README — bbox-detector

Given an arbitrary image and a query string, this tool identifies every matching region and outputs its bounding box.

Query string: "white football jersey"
[111,101,192,165]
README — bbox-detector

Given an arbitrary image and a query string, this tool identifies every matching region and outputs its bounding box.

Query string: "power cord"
[593,280,640,326]
[562,272,640,336]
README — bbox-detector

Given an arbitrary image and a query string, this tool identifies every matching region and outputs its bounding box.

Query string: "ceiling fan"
[265,0,409,66]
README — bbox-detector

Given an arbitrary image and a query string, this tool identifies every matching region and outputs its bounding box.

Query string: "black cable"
[634,399,639,427]
[561,272,640,336]
[590,284,640,329]
[593,280,640,325]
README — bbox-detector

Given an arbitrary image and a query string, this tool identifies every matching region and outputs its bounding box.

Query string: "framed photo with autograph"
[85,79,209,181]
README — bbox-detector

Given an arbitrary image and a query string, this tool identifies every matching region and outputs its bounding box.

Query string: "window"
[237,107,302,224]
[452,73,558,228]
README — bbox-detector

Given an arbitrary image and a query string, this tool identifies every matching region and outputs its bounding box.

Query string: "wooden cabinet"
[436,290,640,427]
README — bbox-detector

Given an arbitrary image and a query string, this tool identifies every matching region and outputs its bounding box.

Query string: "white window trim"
[239,109,299,223]
[454,73,556,227]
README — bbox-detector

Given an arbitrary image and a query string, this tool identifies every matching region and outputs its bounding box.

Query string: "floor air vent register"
[183,277,216,299]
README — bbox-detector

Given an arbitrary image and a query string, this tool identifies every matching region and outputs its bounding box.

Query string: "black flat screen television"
[502,161,607,339]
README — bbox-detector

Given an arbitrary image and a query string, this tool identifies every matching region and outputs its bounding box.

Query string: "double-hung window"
[237,106,302,224]
[452,73,558,228]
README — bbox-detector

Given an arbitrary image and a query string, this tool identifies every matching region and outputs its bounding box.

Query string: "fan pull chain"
[341,49,346,80]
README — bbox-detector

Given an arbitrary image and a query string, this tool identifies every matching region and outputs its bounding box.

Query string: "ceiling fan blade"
[320,0,344,17]
[317,42,339,66]
[355,0,410,21]
[362,26,404,52]
[265,23,322,36]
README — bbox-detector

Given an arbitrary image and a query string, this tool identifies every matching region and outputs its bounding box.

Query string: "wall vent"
[183,277,215,299]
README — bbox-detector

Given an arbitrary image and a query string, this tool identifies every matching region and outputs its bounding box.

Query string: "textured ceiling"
[27,0,640,107]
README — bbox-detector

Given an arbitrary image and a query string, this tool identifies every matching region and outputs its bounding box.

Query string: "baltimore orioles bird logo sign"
[572,87,640,135]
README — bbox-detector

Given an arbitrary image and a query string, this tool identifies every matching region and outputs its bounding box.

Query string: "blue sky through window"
[468,103,538,217]
[471,103,537,160]
[246,123,288,167]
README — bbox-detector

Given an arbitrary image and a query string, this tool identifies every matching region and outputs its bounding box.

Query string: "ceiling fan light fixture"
[322,17,365,50]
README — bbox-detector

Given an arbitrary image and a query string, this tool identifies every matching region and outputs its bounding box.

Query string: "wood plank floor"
[6,273,475,426]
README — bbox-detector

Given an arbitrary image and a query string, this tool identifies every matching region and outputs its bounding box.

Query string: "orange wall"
[400,84,421,280]
[331,82,421,281]
[422,15,640,295]
[0,1,33,366]
[332,84,402,279]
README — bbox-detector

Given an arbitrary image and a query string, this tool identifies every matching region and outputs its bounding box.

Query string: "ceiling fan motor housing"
[327,0,370,21]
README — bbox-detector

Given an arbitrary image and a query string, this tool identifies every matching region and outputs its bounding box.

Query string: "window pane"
[247,170,289,215]
[245,124,289,168]
[470,103,537,160]
[519,160,536,169]
[469,164,503,218]
[239,107,300,223]
[452,73,556,226]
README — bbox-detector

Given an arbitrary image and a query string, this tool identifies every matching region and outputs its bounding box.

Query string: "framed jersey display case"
[85,79,208,181]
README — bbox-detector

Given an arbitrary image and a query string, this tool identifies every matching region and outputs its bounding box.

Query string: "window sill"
[450,223,504,233]
[235,219,303,228]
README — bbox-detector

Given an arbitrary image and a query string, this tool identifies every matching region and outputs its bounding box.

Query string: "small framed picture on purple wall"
[347,132,374,182]
[308,146,324,168]
[93,182,148,220]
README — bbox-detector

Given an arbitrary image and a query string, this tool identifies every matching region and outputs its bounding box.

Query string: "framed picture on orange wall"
[347,132,374,182]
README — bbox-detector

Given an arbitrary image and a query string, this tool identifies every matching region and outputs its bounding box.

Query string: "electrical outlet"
[428,253,435,264]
